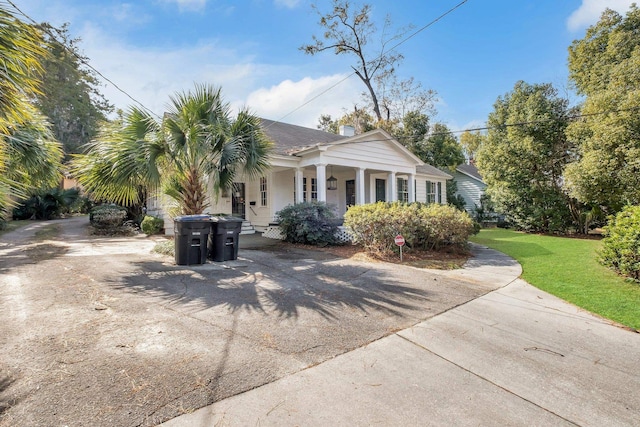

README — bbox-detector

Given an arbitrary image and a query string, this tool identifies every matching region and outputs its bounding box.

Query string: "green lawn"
[470,228,640,330]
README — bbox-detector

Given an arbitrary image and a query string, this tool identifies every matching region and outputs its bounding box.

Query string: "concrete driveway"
[1,216,638,426]
[164,278,640,426]
[0,216,508,426]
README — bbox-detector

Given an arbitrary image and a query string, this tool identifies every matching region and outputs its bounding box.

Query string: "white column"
[440,180,447,204]
[388,172,397,202]
[408,173,416,203]
[355,168,366,205]
[316,164,327,202]
[295,168,304,204]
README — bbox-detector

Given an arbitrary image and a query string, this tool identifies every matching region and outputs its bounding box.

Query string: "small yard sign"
[395,234,405,262]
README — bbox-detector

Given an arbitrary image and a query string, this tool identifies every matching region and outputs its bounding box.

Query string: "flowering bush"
[344,202,476,255]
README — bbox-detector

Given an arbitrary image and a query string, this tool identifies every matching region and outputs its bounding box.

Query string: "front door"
[375,178,386,202]
[346,180,356,207]
[232,182,245,219]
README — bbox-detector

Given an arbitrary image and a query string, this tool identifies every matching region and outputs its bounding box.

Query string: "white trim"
[315,164,327,202]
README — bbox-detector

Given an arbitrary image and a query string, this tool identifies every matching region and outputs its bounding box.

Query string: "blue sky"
[14,0,637,131]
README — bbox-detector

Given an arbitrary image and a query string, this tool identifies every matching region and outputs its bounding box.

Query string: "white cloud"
[16,0,364,128]
[75,24,360,128]
[78,23,261,117]
[110,3,152,24]
[245,75,362,128]
[567,0,636,31]
[162,0,208,12]
[274,0,300,8]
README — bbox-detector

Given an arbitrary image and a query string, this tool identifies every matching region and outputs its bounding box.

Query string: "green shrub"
[344,202,476,255]
[600,206,640,281]
[70,195,94,214]
[276,202,339,246]
[89,204,128,235]
[12,188,81,220]
[141,215,164,235]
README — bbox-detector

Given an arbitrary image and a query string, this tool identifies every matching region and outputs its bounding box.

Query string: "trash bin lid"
[209,216,244,223]
[174,214,212,222]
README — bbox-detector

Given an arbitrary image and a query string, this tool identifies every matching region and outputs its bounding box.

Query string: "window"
[375,179,386,202]
[303,177,307,201]
[260,177,267,206]
[311,178,318,201]
[426,181,436,204]
[397,178,409,202]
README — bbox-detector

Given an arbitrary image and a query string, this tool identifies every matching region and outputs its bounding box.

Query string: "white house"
[453,162,486,214]
[160,119,451,234]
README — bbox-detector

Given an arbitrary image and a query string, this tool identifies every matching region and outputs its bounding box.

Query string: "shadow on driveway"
[107,246,435,322]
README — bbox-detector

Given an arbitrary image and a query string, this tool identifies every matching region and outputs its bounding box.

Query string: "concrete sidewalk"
[161,247,640,426]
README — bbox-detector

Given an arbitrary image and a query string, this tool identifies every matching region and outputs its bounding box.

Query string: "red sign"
[394,235,405,246]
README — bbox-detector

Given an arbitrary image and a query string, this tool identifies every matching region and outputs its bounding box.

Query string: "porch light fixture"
[327,166,338,190]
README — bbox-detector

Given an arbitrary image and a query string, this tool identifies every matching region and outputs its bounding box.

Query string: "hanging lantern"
[327,166,338,190]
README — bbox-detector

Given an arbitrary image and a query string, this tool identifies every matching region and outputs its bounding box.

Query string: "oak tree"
[563,5,640,213]
[476,81,576,232]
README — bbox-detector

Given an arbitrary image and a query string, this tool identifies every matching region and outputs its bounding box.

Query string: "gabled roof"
[456,163,484,183]
[417,164,453,179]
[260,118,451,180]
[260,118,347,155]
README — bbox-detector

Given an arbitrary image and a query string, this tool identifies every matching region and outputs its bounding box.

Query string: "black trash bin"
[174,214,212,265]
[208,216,243,262]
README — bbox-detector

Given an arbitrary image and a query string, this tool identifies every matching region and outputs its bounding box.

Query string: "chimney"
[339,125,355,136]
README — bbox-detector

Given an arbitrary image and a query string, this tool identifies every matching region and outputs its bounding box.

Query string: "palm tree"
[72,84,272,215]
[0,106,63,213]
[4,107,63,186]
[0,4,52,215]
[0,3,46,133]
[71,107,162,207]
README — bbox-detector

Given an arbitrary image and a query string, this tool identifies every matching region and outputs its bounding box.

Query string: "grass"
[152,239,175,256]
[470,228,640,330]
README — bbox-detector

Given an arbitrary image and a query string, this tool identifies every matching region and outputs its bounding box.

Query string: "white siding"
[244,175,271,227]
[207,193,233,216]
[307,140,417,174]
[415,179,427,203]
[270,171,294,221]
[454,171,486,213]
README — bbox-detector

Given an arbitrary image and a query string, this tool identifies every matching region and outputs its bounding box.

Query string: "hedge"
[344,202,476,255]
[600,205,640,281]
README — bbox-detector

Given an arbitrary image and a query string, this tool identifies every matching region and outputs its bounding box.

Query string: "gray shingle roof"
[260,118,348,155]
[456,163,484,182]
[416,164,453,179]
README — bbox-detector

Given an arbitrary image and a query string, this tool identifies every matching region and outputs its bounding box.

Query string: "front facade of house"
[161,119,451,234]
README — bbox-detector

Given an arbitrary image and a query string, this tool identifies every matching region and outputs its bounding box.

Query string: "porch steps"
[241,220,256,235]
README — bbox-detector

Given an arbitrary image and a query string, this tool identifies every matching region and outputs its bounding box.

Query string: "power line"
[309,105,640,146]
[438,105,640,137]
[5,0,161,120]
[387,0,469,54]
[271,0,470,127]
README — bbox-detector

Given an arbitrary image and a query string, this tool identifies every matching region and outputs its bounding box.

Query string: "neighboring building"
[159,119,451,234]
[453,162,486,214]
